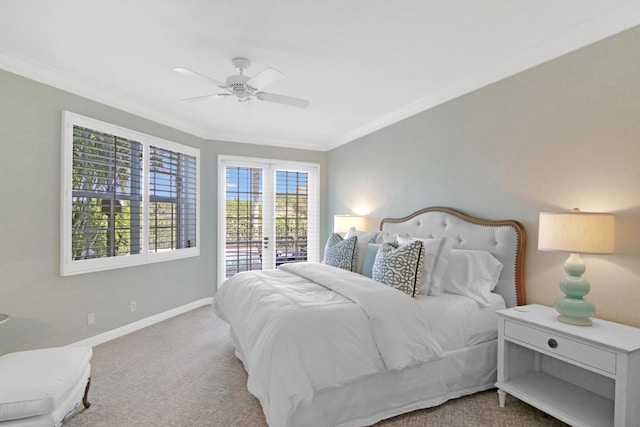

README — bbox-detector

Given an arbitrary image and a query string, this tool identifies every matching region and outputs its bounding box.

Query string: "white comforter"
[213,262,445,427]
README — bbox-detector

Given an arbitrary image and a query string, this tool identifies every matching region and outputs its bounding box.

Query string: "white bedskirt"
[231,330,498,427]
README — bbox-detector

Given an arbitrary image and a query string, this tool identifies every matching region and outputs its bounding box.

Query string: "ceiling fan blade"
[247,67,283,90]
[256,92,309,108]
[173,67,226,87]
[178,93,231,103]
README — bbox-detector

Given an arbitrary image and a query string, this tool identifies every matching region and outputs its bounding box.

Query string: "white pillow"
[443,249,503,307]
[397,236,453,295]
[345,228,379,273]
[375,231,399,244]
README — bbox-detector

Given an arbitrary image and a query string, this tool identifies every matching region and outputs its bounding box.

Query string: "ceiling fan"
[174,58,309,108]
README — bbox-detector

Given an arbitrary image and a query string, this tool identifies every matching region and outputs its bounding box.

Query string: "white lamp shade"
[538,211,615,254]
[334,215,366,233]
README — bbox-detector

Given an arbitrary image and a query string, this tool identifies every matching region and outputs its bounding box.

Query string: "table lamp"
[334,214,365,234]
[538,208,615,326]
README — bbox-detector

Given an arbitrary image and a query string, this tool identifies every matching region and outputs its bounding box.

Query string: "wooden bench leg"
[82,377,91,409]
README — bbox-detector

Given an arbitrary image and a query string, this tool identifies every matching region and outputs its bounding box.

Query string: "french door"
[218,155,319,284]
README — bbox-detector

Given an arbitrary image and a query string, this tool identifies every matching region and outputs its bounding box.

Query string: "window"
[148,146,197,252]
[61,112,199,276]
[218,155,319,283]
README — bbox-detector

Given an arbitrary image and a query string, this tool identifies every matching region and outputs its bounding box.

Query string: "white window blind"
[149,146,197,251]
[224,166,264,277]
[275,169,313,266]
[71,126,143,260]
[61,112,200,276]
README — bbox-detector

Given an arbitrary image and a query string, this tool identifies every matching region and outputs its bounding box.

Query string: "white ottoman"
[0,346,92,427]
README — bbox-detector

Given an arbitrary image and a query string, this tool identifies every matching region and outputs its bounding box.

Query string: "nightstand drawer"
[505,320,616,374]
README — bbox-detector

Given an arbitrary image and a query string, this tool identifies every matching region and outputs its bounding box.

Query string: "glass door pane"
[224,166,263,278]
[275,170,309,266]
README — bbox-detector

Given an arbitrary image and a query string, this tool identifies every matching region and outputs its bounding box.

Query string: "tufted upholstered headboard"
[380,207,527,307]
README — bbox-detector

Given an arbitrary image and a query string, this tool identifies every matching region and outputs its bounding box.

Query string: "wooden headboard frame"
[380,207,527,307]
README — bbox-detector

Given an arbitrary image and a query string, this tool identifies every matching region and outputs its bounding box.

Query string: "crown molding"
[2,1,639,153]
[327,2,640,150]
[0,49,213,138]
[202,129,328,151]
[0,49,324,150]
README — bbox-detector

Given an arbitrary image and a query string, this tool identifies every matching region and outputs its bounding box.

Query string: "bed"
[214,206,526,427]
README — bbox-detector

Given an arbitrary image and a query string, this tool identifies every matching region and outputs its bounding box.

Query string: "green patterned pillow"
[323,233,358,271]
[372,240,425,298]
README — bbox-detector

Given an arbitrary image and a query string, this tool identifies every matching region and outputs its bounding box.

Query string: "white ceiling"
[2,1,640,151]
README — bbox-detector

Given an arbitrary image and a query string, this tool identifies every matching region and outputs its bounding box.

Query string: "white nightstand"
[496,304,640,427]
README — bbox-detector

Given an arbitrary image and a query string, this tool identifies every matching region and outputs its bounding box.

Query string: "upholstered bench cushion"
[0,346,92,422]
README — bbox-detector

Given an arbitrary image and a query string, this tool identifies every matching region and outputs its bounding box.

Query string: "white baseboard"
[68,298,213,348]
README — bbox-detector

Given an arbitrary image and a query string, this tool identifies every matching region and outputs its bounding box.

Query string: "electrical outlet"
[130,301,137,312]
[87,313,95,325]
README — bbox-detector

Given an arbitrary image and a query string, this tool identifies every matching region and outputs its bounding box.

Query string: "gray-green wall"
[0,70,326,354]
[327,26,640,327]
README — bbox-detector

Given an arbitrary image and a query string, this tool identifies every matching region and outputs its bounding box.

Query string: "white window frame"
[61,111,200,276]
[218,155,320,285]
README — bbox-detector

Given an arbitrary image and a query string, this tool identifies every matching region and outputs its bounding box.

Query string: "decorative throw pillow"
[323,233,358,271]
[396,236,454,296]
[345,228,380,273]
[372,240,425,298]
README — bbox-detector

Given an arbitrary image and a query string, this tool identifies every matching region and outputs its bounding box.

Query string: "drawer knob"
[548,338,558,349]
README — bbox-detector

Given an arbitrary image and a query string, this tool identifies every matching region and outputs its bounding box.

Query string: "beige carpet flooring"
[64,305,568,427]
